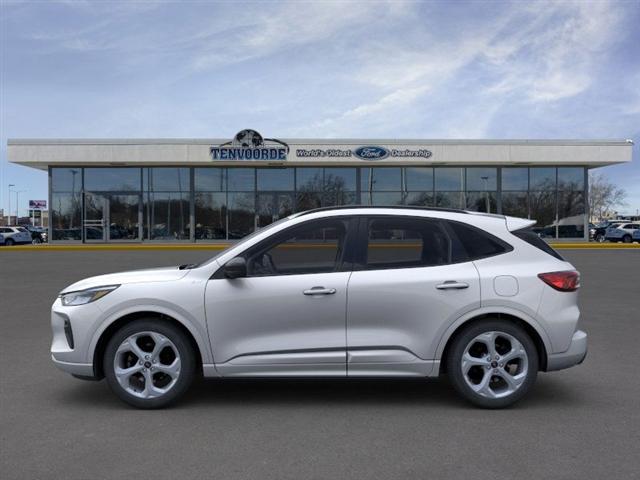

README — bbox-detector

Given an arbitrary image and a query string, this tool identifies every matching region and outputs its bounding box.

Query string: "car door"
[205,217,357,377]
[346,216,480,376]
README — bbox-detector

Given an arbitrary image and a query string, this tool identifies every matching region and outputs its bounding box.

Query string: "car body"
[632,229,640,243]
[21,225,48,244]
[605,223,640,243]
[592,221,625,242]
[51,207,587,409]
[0,226,33,245]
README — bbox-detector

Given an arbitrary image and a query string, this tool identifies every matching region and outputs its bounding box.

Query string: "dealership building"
[7,131,633,243]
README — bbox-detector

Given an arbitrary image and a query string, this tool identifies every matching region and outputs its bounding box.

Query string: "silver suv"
[51,207,587,409]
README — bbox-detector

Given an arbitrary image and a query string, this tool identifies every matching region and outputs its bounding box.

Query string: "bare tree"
[589,172,627,221]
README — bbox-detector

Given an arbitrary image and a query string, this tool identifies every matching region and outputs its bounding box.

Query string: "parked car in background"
[0,226,32,245]
[605,223,640,243]
[591,221,626,242]
[0,232,5,245]
[632,229,640,243]
[21,225,48,244]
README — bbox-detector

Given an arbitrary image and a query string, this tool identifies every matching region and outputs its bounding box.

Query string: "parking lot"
[1,248,639,479]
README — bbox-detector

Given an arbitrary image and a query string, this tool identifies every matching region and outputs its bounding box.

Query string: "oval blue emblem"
[354,146,389,160]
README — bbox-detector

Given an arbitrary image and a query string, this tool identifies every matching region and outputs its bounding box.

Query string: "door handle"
[303,287,337,296]
[436,281,469,290]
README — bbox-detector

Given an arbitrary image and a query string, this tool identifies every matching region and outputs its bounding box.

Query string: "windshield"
[196,217,292,268]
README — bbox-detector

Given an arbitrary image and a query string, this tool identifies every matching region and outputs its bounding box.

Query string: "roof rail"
[293,205,469,217]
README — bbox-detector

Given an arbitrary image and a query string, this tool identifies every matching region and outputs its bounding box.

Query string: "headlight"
[60,285,119,306]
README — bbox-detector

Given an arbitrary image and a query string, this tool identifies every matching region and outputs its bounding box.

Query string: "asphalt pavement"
[1,249,639,480]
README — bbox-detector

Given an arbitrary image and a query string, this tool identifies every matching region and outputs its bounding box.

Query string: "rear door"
[346,216,480,376]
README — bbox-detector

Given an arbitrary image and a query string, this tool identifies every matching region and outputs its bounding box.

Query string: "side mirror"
[223,257,247,279]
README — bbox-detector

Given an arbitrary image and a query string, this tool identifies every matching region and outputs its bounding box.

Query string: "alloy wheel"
[113,331,181,399]
[461,331,529,399]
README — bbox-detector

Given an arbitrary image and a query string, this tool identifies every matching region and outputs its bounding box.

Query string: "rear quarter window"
[445,221,513,261]
[512,229,564,261]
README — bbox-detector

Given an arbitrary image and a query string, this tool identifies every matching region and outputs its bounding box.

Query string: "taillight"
[538,271,580,292]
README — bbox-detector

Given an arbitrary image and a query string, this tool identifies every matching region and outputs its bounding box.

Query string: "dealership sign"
[296,146,433,160]
[211,129,289,161]
[29,200,47,209]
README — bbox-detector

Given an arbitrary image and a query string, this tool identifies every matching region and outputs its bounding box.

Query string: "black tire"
[5,238,14,246]
[446,319,538,408]
[32,237,42,244]
[595,233,605,243]
[622,235,632,243]
[103,319,196,409]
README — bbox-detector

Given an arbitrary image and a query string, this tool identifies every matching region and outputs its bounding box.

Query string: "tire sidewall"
[446,319,539,408]
[103,319,196,409]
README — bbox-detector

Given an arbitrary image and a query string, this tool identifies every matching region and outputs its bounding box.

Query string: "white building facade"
[8,131,633,242]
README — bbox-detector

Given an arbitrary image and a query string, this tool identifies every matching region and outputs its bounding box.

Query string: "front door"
[84,193,141,242]
[205,217,355,376]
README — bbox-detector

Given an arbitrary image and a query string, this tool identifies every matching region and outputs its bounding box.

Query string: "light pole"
[8,184,15,225]
[15,190,26,225]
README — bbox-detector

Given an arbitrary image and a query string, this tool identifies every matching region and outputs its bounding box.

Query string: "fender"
[431,305,553,361]
[86,301,215,366]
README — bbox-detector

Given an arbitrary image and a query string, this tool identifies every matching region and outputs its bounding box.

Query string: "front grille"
[63,318,74,349]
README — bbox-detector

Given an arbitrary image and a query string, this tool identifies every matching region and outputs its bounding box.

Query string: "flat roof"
[7,138,634,170]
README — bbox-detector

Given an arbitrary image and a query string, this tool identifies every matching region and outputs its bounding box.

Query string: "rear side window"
[446,221,513,261]
[365,217,451,270]
[512,228,564,261]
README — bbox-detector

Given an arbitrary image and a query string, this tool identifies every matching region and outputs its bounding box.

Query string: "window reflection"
[145,193,189,240]
[405,168,433,191]
[435,168,464,191]
[466,168,497,191]
[557,191,585,238]
[51,168,82,193]
[466,192,497,213]
[51,193,82,240]
[257,168,294,191]
[502,168,528,191]
[529,168,556,190]
[145,168,189,192]
[558,167,584,190]
[361,167,402,191]
[227,169,255,191]
[195,192,226,240]
[85,168,141,191]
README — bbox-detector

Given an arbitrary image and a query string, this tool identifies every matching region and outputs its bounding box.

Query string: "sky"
[1,0,639,216]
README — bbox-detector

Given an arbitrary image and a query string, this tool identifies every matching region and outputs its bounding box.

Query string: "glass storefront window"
[195,168,225,191]
[405,167,433,191]
[435,168,464,191]
[85,168,141,191]
[227,192,255,239]
[557,190,585,238]
[558,167,584,191]
[435,192,465,209]
[227,168,255,191]
[364,192,404,206]
[466,191,497,213]
[361,167,402,191]
[145,168,190,192]
[502,168,528,191]
[324,168,357,192]
[51,168,82,193]
[257,168,294,191]
[501,192,528,219]
[405,192,433,206]
[144,192,189,240]
[529,190,556,237]
[296,168,323,191]
[466,168,497,191]
[529,168,556,191]
[296,191,323,212]
[51,192,82,240]
[195,192,226,240]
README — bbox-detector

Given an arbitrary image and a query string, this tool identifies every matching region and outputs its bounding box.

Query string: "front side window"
[245,219,349,277]
[365,217,451,270]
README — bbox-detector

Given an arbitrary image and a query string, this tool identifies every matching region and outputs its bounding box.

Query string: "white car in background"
[0,226,32,246]
[50,207,587,409]
[605,223,640,243]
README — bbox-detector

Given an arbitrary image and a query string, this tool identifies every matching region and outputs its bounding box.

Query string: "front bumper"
[546,330,588,371]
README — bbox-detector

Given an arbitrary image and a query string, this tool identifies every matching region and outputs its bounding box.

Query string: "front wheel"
[104,319,196,409]
[446,320,538,408]
[5,238,14,246]
[622,235,632,243]
[595,233,605,243]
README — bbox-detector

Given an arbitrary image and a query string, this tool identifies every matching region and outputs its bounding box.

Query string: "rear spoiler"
[505,216,537,232]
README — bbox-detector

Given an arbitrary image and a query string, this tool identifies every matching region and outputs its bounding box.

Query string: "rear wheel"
[446,320,538,408]
[5,238,14,246]
[595,233,605,243]
[622,235,632,243]
[103,319,196,408]
[32,237,42,244]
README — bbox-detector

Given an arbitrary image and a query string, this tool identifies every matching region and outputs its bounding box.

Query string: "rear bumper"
[546,330,588,371]
[51,354,95,377]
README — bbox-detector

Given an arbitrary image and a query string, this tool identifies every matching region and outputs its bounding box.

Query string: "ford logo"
[354,146,389,160]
